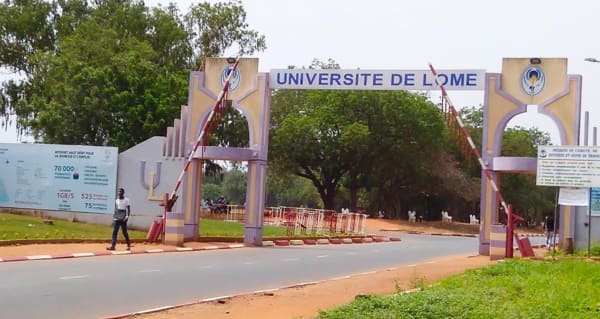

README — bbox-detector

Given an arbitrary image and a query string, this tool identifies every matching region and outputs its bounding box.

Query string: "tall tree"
[0,0,265,150]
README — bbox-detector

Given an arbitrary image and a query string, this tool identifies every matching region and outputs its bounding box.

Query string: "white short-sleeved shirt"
[115,197,130,210]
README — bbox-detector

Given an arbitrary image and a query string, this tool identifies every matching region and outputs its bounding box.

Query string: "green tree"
[0,0,265,150]
[221,168,246,205]
[270,61,458,212]
[266,170,321,208]
[500,126,554,221]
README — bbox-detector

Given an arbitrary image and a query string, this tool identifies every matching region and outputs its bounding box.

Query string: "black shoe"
[126,246,131,251]
[106,247,115,251]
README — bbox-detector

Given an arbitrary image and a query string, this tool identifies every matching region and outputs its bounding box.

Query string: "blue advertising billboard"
[0,143,118,214]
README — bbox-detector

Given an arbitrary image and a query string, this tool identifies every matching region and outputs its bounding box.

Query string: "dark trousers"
[111,220,131,248]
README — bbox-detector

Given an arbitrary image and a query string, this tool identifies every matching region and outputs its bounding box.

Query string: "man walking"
[107,188,131,250]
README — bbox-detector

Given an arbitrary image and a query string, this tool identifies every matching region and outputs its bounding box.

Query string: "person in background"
[545,214,555,250]
[107,188,131,251]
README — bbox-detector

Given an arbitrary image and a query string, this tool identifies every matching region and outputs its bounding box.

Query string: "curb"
[0,243,245,263]
[0,236,403,263]
[101,258,441,319]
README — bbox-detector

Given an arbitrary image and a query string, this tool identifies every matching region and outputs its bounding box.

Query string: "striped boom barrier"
[428,63,509,214]
[429,63,520,258]
[166,57,241,211]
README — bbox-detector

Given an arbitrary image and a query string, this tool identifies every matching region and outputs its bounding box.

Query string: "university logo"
[521,66,545,96]
[221,65,241,92]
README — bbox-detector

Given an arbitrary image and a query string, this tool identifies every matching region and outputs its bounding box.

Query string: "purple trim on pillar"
[179,106,188,157]
[584,112,589,146]
[490,240,507,248]
[193,146,265,161]
[491,157,537,172]
[480,73,495,252]
[244,159,267,246]
[244,227,263,246]
[165,225,185,233]
[183,160,199,239]
[479,243,490,255]
[258,73,272,148]
[538,74,582,145]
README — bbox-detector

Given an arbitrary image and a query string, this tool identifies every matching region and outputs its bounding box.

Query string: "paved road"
[0,234,477,319]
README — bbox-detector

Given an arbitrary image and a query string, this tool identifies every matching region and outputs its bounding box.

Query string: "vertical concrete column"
[182,159,202,240]
[490,224,507,260]
[165,212,185,246]
[244,159,267,246]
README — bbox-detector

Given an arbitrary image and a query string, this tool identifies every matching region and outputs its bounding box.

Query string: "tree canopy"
[0,0,265,150]
[269,61,478,212]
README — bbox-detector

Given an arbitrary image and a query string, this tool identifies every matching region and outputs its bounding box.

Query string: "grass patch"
[0,213,332,240]
[318,259,600,319]
[199,219,290,237]
[0,212,147,240]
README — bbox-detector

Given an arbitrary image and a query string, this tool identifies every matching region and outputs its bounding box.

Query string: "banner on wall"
[0,143,118,214]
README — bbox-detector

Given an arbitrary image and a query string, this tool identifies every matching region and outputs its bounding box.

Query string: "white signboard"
[269,69,485,91]
[536,145,600,187]
[0,143,118,214]
[558,188,589,206]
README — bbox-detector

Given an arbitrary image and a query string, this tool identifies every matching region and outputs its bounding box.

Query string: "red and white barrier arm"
[428,63,509,213]
[168,57,241,206]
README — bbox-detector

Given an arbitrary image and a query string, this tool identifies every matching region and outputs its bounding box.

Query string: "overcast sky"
[2,0,599,144]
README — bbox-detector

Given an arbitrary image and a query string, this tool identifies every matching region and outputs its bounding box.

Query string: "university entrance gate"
[163,57,580,255]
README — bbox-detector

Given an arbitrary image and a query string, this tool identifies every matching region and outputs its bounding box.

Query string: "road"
[0,234,478,319]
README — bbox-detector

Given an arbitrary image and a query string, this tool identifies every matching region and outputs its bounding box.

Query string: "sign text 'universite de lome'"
[269,69,485,91]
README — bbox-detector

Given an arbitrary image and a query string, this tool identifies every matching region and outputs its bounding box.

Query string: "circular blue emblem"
[220,65,241,92]
[521,66,545,96]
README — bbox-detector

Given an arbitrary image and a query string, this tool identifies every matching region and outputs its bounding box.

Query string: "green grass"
[0,212,147,240]
[318,259,600,319]
[0,212,323,240]
[199,219,290,237]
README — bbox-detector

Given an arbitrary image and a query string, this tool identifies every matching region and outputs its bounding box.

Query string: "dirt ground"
[0,219,543,319]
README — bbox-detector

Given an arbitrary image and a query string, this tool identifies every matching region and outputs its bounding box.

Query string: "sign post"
[536,145,600,257]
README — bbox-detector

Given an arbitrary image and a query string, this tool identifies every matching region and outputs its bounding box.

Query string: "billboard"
[0,143,118,214]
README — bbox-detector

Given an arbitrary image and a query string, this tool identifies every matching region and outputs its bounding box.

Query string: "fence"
[201,205,368,236]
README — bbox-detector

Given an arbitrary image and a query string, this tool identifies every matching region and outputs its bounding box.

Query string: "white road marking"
[27,255,52,260]
[283,258,298,262]
[59,275,90,280]
[72,252,95,257]
[316,255,329,258]
[199,265,214,269]
[406,264,417,267]
[138,269,161,273]
[202,295,231,302]
[244,261,256,265]
[331,275,351,280]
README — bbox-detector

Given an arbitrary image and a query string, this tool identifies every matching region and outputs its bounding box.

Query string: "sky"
[2,0,600,144]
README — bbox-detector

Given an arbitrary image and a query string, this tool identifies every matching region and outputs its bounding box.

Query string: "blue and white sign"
[221,65,241,92]
[590,188,600,216]
[521,65,545,96]
[0,143,118,214]
[269,69,485,91]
